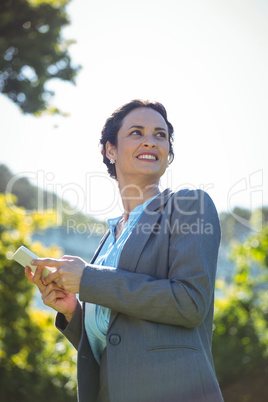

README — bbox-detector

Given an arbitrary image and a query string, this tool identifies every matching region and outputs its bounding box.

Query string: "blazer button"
[109,334,121,346]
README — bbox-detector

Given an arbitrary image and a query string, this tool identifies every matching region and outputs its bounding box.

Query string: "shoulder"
[171,189,221,241]
[170,189,221,236]
[172,188,218,214]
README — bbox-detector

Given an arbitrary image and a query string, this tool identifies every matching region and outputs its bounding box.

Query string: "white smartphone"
[13,246,56,278]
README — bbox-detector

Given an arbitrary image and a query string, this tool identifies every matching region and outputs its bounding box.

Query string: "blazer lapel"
[89,231,109,264]
[117,188,173,273]
[108,188,173,330]
[117,211,161,272]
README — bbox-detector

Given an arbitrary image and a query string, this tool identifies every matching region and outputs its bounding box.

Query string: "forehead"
[120,107,168,130]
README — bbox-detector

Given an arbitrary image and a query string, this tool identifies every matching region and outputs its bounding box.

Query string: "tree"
[212,221,268,400]
[0,0,79,115]
[0,163,108,230]
[0,193,77,401]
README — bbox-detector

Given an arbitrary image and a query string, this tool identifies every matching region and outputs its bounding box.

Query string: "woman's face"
[106,107,170,185]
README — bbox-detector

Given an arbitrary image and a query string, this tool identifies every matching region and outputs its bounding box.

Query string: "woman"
[26,100,224,402]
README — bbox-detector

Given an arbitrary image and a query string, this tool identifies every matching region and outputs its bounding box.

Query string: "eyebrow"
[128,125,167,132]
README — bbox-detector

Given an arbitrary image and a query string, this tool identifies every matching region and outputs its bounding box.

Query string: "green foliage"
[219,207,253,245]
[0,193,77,401]
[213,223,268,385]
[0,309,77,402]
[0,0,79,115]
[0,163,107,231]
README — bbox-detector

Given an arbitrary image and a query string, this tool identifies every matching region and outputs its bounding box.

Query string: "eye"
[155,132,168,139]
[130,130,142,136]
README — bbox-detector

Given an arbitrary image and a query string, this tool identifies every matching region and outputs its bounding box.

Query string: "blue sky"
[1,0,267,221]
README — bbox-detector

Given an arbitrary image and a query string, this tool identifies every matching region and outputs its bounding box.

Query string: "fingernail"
[31,259,36,264]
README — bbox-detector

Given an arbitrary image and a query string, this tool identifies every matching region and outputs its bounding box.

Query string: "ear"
[168,152,174,165]
[106,141,117,161]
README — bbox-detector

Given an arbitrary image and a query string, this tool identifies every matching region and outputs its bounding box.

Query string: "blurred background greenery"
[0,0,79,115]
[0,189,78,401]
[1,163,268,402]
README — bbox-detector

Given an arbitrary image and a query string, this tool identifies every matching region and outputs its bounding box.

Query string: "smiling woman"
[99,99,174,180]
[105,107,170,193]
[26,99,223,402]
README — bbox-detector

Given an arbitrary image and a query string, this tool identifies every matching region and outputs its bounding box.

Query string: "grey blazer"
[56,188,224,402]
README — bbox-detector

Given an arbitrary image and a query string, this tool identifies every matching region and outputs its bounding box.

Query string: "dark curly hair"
[100,99,174,179]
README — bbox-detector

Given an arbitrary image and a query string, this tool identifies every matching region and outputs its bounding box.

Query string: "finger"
[42,290,66,307]
[25,265,42,289]
[62,255,86,265]
[30,258,64,269]
[27,265,46,293]
[35,266,47,291]
[43,270,61,286]
[61,255,75,260]
[25,266,35,283]
[33,265,44,283]
[41,282,66,299]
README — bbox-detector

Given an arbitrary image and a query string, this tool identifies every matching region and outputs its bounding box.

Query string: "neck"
[118,180,160,221]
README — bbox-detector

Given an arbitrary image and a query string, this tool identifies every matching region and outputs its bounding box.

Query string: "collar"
[107,191,164,233]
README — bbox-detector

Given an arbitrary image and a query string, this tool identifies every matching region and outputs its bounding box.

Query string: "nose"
[141,133,156,148]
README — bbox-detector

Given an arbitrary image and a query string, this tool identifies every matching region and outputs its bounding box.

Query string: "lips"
[136,152,158,161]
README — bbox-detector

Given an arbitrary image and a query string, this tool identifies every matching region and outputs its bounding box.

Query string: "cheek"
[162,143,170,158]
[116,141,135,160]
[115,149,130,168]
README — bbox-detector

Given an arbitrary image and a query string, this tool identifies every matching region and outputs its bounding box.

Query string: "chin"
[140,169,164,181]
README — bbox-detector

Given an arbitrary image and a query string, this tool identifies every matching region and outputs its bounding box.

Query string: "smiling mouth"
[137,154,158,161]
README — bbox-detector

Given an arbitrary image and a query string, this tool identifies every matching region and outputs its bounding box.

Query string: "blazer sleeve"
[79,190,221,328]
[55,299,83,350]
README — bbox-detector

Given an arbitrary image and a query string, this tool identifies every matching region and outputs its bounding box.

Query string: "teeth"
[137,154,157,160]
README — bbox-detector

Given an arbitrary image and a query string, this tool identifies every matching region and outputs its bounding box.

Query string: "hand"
[30,255,87,294]
[25,264,78,321]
